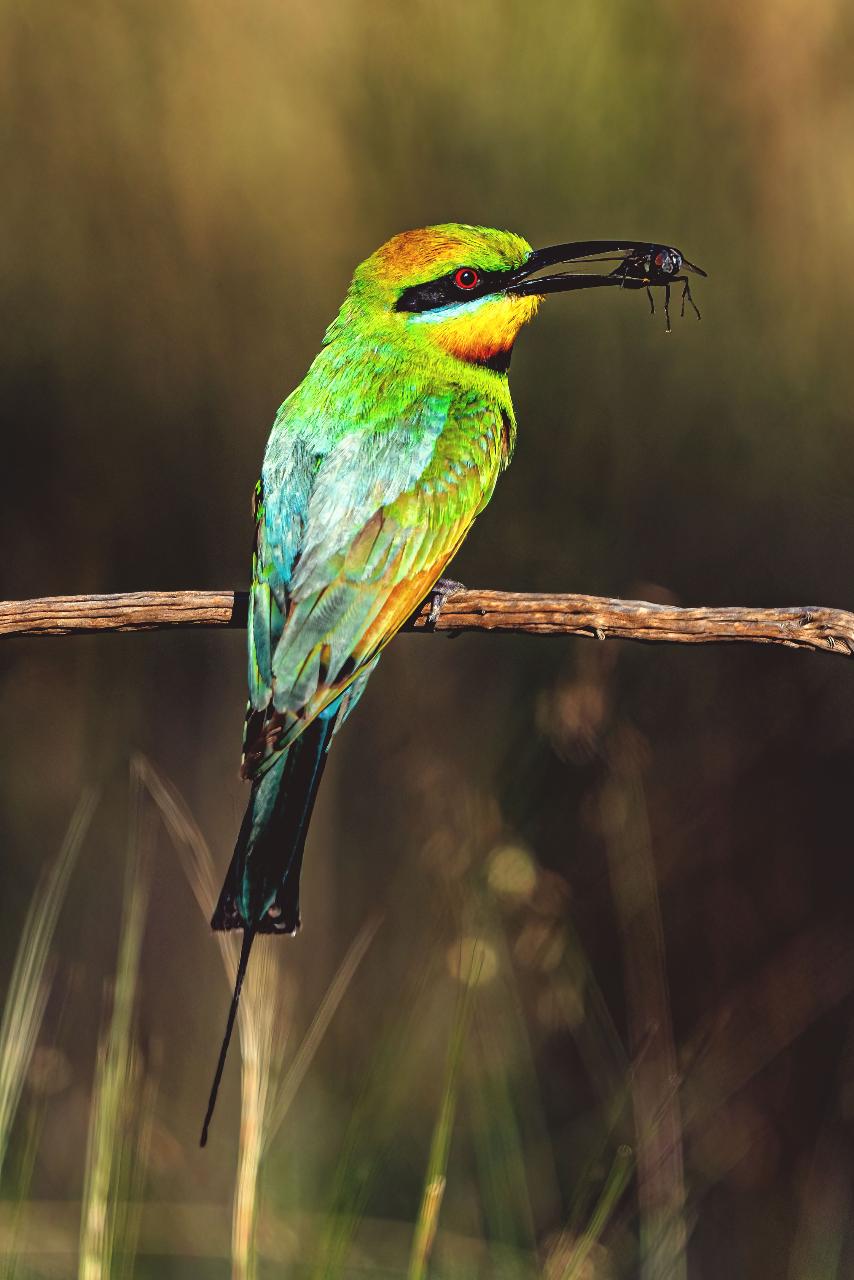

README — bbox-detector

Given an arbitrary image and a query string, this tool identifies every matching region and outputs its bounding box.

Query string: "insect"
[609,244,707,333]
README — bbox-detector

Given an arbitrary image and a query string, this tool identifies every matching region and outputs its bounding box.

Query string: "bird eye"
[454,267,480,290]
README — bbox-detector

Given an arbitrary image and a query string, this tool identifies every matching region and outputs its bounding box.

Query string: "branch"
[1,589,853,658]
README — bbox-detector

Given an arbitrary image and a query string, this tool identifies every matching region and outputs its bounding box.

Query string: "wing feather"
[242,387,508,777]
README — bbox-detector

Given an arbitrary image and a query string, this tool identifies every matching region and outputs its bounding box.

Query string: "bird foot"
[427,577,466,627]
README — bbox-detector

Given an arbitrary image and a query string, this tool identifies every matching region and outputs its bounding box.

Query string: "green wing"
[242,386,508,777]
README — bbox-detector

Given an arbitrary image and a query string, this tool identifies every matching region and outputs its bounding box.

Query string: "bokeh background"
[3,1,854,1276]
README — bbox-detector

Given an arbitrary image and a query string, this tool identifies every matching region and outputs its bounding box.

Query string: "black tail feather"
[211,715,335,935]
[201,711,338,1145]
[200,926,255,1147]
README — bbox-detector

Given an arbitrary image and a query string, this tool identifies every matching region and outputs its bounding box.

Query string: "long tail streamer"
[200,926,256,1147]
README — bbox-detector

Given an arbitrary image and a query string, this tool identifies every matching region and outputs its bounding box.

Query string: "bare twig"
[1,589,854,657]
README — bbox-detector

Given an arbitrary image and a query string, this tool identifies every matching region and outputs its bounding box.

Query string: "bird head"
[337,223,539,372]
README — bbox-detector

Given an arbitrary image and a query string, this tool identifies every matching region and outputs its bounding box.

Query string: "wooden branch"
[1,588,853,658]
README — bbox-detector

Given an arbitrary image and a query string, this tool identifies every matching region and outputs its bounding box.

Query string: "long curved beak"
[507,240,707,297]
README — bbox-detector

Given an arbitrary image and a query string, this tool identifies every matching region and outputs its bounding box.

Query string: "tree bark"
[1,588,853,658]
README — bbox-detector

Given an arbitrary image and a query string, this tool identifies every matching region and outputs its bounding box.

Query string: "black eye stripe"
[395,266,516,313]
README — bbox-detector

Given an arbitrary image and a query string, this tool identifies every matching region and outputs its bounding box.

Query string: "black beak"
[507,240,707,298]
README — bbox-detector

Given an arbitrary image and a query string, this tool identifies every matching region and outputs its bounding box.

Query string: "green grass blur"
[2,1,854,1274]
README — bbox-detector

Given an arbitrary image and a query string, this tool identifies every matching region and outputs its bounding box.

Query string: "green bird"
[201,224,704,1144]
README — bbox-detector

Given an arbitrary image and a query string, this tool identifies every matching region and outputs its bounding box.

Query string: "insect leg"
[645,285,655,316]
[679,277,702,321]
[664,282,672,333]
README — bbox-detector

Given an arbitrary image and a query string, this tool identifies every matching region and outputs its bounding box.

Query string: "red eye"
[454,267,479,290]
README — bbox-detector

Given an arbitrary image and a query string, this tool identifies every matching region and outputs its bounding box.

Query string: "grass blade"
[79,764,151,1280]
[0,789,97,1183]
[407,944,481,1280]
[468,1006,539,1278]
[138,753,382,1277]
[311,955,436,1280]
[556,1145,633,1280]
[263,915,381,1154]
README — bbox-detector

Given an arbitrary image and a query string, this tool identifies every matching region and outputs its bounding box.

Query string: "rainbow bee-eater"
[200,224,704,1143]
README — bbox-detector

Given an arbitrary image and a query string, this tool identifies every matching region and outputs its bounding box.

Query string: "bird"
[200,223,704,1144]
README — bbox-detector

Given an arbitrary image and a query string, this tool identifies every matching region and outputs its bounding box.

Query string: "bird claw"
[427,577,466,627]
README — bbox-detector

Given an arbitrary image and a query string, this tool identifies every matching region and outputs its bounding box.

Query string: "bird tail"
[200,714,335,1146]
[212,713,336,935]
[200,925,254,1147]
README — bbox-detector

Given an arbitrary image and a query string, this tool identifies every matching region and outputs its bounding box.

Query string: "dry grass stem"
[264,916,381,1153]
[407,945,481,1280]
[137,755,378,1278]
[555,1145,634,1280]
[79,764,152,1280]
[0,789,97,1182]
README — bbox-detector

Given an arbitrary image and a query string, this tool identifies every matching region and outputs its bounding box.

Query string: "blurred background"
[2,1,854,1275]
